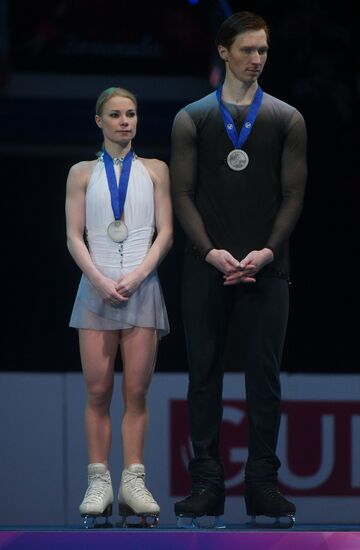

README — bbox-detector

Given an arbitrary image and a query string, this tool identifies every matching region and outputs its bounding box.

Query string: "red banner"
[170,399,360,497]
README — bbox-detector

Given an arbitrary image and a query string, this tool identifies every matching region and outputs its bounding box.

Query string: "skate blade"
[176,514,225,529]
[117,515,159,528]
[247,514,296,529]
[81,504,113,529]
[118,504,159,528]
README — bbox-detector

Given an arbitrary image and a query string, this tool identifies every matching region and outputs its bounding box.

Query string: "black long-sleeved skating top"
[170,90,307,279]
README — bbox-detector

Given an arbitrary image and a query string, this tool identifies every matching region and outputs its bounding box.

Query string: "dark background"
[1,0,358,374]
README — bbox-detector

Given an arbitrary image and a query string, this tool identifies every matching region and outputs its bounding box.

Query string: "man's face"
[218,29,269,84]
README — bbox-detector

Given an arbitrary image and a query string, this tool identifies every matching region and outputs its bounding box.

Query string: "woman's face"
[95,95,137,146]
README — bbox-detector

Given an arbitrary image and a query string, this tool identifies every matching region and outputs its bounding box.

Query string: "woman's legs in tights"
[79,329,119,466]
[120,327,158,467]
[80,327,158,467]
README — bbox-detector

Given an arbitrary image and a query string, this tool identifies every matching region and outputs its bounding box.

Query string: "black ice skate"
[175,488,225,529]
[245,482,296,528]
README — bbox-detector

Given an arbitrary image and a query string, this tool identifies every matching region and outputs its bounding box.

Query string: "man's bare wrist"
[204,247,215,261]
[263,247,274,261]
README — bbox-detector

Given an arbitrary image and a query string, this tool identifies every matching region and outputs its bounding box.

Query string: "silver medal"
[107,220,128,242]
[227,149,249,171]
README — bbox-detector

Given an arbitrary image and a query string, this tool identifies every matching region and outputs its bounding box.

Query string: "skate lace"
[262,487,283,501]
[125,472,155,503]
[84,473,110,504]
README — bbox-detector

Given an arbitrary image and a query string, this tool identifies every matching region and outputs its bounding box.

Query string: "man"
[170,11,307,524]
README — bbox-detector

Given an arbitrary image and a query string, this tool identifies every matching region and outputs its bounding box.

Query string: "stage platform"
[1,524,359,550]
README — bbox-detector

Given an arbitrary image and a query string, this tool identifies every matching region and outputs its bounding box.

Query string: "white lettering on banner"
[223,405,248,489]
[352,415,360,488]
[278,414,334,489]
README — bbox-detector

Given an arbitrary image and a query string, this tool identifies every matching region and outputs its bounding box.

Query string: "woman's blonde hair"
[95,87,137,116]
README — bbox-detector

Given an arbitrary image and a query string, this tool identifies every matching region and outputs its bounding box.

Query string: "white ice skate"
[118,463,160,527]
[79,463,114,528]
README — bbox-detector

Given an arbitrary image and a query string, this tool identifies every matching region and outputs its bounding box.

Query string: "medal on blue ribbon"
[216,85,263,171]
[103,149,133,242]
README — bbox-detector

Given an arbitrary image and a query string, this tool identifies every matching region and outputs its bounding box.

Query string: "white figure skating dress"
[69,155,169,337]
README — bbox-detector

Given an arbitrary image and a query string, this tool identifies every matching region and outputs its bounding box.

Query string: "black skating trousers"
[182,252,289,485]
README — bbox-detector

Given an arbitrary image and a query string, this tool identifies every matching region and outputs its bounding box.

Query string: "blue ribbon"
[103,149,133,221]
[216,85,263,149]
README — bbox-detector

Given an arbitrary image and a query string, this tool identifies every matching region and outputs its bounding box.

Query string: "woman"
[65,86,172,526]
